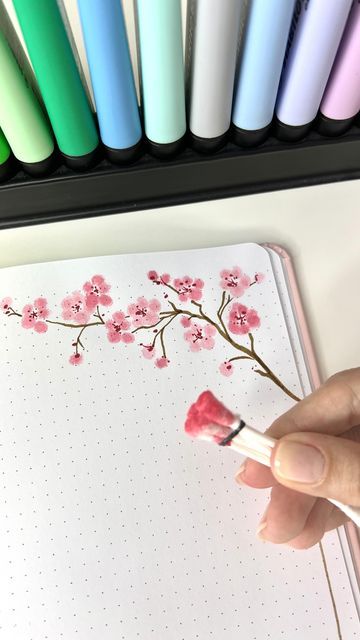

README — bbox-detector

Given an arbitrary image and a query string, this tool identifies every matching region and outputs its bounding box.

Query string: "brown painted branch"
[47,319,104,329]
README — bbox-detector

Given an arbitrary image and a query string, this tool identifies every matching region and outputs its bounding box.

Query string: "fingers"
[257,495,347,549]
[266,368,360,439]
[236,460,275,488]
[256,484,317,544]
[271,431,360,506]
[286,499,334,549]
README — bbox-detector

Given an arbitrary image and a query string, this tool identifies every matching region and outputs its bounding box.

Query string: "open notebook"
[0,242,359,639]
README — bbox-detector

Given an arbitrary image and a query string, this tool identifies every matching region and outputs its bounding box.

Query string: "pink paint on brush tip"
[184,391,237,445]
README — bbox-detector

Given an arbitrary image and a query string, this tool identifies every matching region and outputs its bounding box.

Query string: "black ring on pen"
[219,419,246,446]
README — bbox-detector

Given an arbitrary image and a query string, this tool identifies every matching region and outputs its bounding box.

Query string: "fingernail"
[256,520,267,541]
[274,441,325,484]
[235,462,246,484]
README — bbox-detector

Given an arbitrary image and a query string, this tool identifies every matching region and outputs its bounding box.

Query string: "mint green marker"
[0,29,54,177]
[13,0,99,170]
[0,128,11,181]
[135,0,186,157]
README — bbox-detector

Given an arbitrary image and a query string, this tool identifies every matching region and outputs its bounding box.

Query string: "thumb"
[271,431,360,506]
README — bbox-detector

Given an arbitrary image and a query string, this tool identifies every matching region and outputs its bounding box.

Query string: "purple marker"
[319,1,360,137]
[276,0,353,142]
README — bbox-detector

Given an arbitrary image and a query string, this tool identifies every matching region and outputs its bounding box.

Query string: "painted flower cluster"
[0,267,299,402]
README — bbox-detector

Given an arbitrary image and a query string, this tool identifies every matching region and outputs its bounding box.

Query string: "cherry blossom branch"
[7,306,22,318]
[169,300,300,402]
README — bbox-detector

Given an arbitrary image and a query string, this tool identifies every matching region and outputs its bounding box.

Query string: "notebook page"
[0,243,358,639]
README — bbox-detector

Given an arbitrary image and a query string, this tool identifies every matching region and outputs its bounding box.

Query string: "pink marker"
[319,1,360,136]
[184,390,360,527]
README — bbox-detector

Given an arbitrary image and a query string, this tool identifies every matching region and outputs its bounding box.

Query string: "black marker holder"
[0,124,359,229]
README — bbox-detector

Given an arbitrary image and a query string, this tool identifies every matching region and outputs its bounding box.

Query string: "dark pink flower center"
[235,311,247,325]
[192,328,203,343]
[72,302,83,313]
[135,306,147,317]
[225,274,238,288]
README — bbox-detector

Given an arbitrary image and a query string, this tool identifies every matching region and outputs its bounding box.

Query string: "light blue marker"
[135,0,186,157]
[78,0,142,162]
[232,0,296,146]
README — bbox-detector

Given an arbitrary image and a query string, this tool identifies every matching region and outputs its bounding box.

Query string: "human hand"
[235,368,360,548]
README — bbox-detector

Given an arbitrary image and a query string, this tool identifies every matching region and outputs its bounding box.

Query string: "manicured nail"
[274,441,325,484]
[235,462,246,484]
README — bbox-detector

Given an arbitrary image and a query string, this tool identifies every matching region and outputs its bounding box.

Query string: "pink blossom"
[184,322,216,352]
[227,303,260,335]
[141,344,155,359]
[21,298,49,333]
[106,311,135,344]
[173,276,204,302]
[62,292,90,324]
[254,272,265,284]
[147,271,170,285]
[83,275,112,310]
[1,297,12,314]
[219,361,234,377]
[155,356,169,369]
[220,267,251,297]
[180,316,192,328]
[69,353,83,366]
[128,297,161,327]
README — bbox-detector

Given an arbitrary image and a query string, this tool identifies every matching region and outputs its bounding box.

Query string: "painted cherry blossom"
[155,356,169,369]
[0,265,300,401]
[173,276,204,302]
[227,303,260,335]
[106,311,134,344]
[83,275,112,310]
[128,297,161,327]
[254,272,265,284]
[69,353,84,366]
[147,271,171,285]
[21,298,49,333]
[219,361,234,377]
[220,267,251,297]
[1,297,12,314]
[140,343,155,359]
[61,292,91,324]
[180,316,192,328]
[184,322,216,352]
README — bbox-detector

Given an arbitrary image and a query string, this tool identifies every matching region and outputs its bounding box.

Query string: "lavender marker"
[276,0,353,142]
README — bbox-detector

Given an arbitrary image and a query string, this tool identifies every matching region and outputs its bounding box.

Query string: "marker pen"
[0,128,11,181]
[186,0,242,153]
[232,0,295,147]
[77,0,142,163]
[276,0,353,142]
[13,0,99,170]
[135,0,186,158]
[0,28,54,177]
[318,0,360,137]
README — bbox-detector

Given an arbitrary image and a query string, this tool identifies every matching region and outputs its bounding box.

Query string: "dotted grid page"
[0,242,357,639]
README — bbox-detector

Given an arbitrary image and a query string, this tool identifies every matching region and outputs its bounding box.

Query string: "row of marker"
[0,0,359,181]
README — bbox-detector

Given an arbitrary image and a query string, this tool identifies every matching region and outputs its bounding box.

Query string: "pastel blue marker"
[78,0,142,163]
[232,0,296,147]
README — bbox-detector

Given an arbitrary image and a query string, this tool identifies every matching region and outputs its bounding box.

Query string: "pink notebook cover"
[265,243,360,587]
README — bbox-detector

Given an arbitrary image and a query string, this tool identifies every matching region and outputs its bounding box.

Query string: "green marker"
[0,29,54,177]
[13,0,99,170]
[0,128,11,181]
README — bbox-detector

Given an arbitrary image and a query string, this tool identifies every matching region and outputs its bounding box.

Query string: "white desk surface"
[0,179,359,379]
